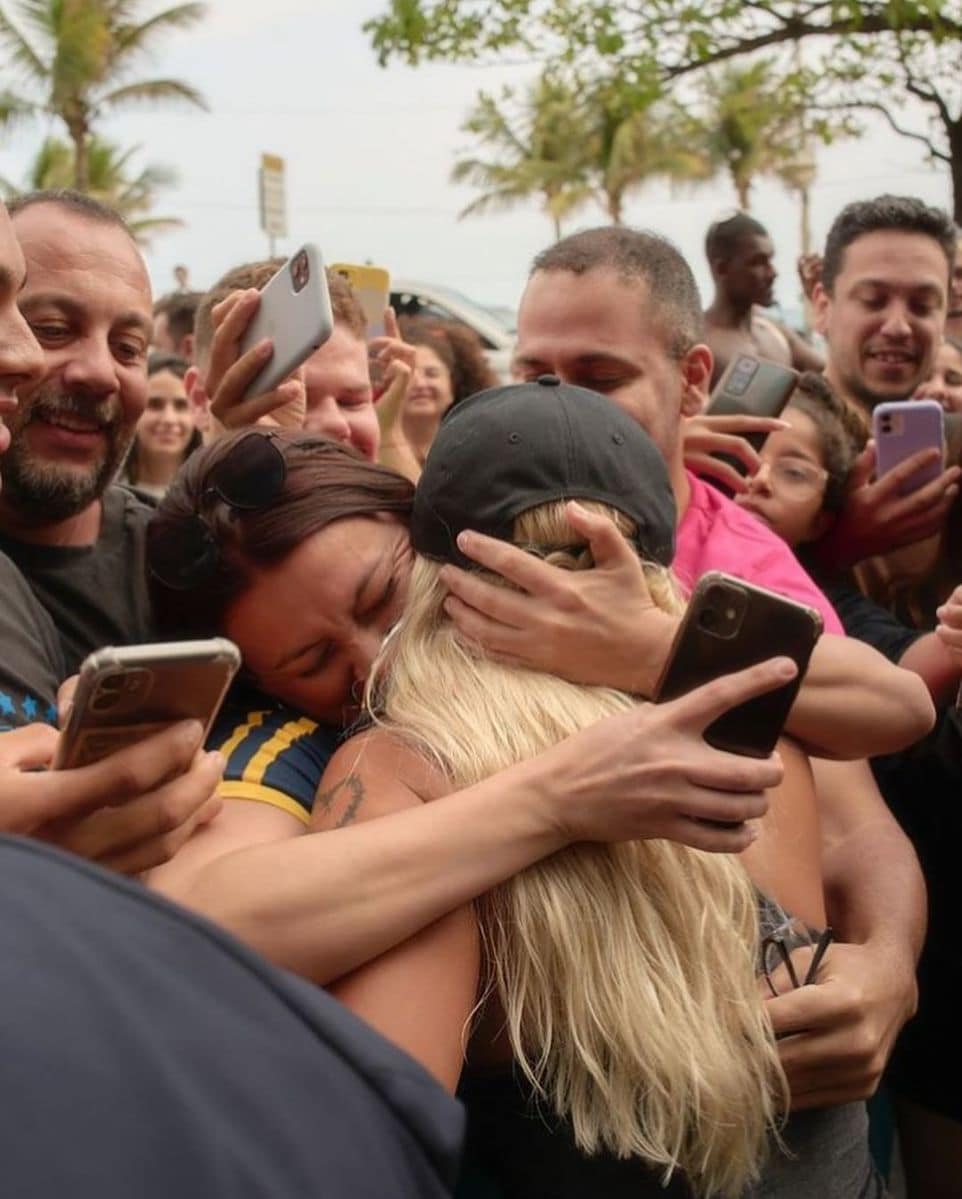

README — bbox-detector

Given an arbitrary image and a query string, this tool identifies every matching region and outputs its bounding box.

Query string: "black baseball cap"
[411,375,676,569]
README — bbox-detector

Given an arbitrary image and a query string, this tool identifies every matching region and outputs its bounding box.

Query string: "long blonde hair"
[368,502,786,1197]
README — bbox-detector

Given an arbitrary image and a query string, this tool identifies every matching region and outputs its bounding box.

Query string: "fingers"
[207,289,261,391]
[374,358,412,433]
[98,794,224,877]
[0,722,58,771]
[444,530,567,600]
[664,657,798,729]
[383,306,400,340]
[48,720,204,813]
[667,815,759,854]
[873,447,947,496]
[682,753,783,802]
[685,453,752,495]
[565,501,647,572]
[55,749,223,872]
[693,414,789,436]
[846,443,876,493]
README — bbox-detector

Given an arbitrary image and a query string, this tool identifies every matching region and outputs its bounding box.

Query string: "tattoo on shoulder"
[315,773,366,828]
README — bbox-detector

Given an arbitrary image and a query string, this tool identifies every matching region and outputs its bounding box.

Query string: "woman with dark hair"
[144,430,798,1064]
[399,317,497,464]
[122,353,201,501]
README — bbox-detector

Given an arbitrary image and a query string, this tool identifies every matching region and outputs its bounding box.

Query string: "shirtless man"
[704,213,824,386]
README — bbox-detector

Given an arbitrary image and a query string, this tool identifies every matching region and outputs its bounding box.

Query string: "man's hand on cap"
[439,501,679,696]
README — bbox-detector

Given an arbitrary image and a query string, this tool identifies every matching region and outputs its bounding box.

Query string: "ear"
[680,343,713,416]
[813,282,831,338]
[185,365,212,435]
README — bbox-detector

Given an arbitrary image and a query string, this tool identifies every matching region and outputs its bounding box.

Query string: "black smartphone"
[655,572,823,759]
[707,355,799,476]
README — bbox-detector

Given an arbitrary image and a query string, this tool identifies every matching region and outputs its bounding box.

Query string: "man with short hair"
[815,195,956,419]
[704,212,823,384]
[153,289,201,362]
[189,260,381,460]
[948,226,962,342]
[813,196,962,1193]
[0,189,156,672]
[443,223,929,1194]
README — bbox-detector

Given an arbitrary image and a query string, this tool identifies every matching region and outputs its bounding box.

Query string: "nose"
[60,334,119,398]
[879,303,912,340]
[346,627,383,689]
[304,394,351,445]
[748,460,774,495]
[0,308,44,402]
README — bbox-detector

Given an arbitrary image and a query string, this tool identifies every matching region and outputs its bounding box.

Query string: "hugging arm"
[439,505,934,758]
[173,661,791,985]
[767,757,925,1110]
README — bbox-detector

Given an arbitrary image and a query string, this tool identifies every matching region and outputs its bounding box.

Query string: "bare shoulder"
[311,727,451,831]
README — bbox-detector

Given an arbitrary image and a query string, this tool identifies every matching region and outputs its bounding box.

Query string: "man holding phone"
[0,195,223,874]
[439,224,930,1189]
[811,195,961,573]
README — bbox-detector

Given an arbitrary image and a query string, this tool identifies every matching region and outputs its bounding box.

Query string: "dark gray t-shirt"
[0,836,464,1199]
[0,550,64,728]
[0,486,155,674]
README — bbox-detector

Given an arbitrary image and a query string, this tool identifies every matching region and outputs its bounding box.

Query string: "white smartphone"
[55,639,241,770]
[872,399,945,495]
[239,245,334,401]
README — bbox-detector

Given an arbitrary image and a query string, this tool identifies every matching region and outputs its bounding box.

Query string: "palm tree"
[0,0,207,192]
[587,78,713,223]
[0,133,182,245]
[452,75,594,240]
[692,59,798,209]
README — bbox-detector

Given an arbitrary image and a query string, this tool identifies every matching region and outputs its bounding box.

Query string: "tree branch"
[814,100,950,164]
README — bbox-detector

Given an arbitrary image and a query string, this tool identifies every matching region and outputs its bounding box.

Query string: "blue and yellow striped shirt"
[207,704,339,825]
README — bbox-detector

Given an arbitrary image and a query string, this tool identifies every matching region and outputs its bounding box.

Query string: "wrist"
[632,609,680,698]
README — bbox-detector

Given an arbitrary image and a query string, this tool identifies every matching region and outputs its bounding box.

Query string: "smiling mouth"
[33,409,110,436]
[866,350,917,368]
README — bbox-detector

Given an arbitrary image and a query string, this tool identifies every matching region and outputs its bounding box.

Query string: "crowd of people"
[0,182,961,1198]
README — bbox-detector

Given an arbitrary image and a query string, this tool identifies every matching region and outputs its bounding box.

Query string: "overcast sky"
[0,0,952,316]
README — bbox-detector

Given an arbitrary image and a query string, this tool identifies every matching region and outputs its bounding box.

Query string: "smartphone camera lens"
[290,251,310,294]
[698,607,720,633]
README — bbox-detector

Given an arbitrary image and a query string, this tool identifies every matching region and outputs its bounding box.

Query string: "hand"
[814,442,960,572]
[368,307,417,398]
[683,413,790,494]
[205,290,307,432]
[541,658,797,854]
[797,254,823,302]
[935,583,962,660]
[440,501,680,696]
[0,721,224,876]
[766,940,917,1110]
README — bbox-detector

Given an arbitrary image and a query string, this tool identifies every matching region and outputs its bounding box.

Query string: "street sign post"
[258,153,287,256]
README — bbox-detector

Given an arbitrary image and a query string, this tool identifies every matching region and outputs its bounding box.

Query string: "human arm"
[780,323,825,373]
[682,413,791,494]
[813,442,960,574]
[766,757,925,1110]
[318,733,480,1091]
[369,310,421,483]
[897,583,962,706]
[175,660,792,985]
[0,721,223,876]
[439,503,934,758]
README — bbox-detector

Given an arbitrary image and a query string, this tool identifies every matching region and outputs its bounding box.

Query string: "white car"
[390,279,516,382]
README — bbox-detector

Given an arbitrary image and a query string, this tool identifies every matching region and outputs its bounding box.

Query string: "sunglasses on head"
[147,431,286,591]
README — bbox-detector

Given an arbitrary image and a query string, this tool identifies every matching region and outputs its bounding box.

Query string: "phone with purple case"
[872,400,944,496]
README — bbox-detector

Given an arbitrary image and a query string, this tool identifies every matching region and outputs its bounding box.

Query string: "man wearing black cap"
[438,225,929,1193]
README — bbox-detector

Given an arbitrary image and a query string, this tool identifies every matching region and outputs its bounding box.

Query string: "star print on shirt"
[21,696,38,721]
[0,693,15,718]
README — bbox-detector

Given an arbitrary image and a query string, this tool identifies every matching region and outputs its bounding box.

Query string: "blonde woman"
[314,381,849,1198]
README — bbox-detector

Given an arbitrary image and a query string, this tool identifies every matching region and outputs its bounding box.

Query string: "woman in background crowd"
[122,353,201,501]
[399,316,497,464]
